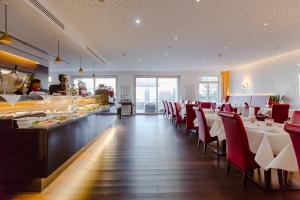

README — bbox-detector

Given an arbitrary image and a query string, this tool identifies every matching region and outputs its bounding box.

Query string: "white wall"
[49,70,219,101]
[229,50,300,108]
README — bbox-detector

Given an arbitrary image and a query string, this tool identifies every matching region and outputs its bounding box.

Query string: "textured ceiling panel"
[5,0,300,71]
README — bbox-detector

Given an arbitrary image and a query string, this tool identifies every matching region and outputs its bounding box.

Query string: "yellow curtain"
[220,71,230,102]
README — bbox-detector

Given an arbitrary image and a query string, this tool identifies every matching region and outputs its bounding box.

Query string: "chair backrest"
[220,104,225,111]
[284,123,300,173]
[272,104,290,124]
[174,102,183,122]
[184,100,189,105]
[198,102,212,109]
[211,102,217,110]
[194,107,211,143]
[291,111,300,125]
[218,111,253,171]
[165,101,170,115]
[186,104,197,129]
[162,100,166,113]
[224,103,234,112]
[168,102,174,116]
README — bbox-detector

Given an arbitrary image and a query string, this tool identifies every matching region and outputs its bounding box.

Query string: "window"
[158,78,178,113]
[73,77,117,96]
[95,78,117,96]
[73,78,95,95]
[135,77,178,114]
[136,78,157,113]
[198,76,219,102]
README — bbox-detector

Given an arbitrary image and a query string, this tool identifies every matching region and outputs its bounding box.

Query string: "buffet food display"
[0,95,110,129]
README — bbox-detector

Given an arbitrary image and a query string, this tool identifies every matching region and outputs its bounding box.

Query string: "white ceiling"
[2,0,300,72]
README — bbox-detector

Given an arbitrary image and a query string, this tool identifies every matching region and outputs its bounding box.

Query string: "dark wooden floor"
[2,115,300,200]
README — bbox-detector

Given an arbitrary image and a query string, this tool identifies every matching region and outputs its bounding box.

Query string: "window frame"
[134,75,180,114]
[71,75,117,96]
[198,75,220,102]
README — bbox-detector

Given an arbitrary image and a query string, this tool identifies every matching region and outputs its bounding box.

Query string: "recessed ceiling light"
[164,53,169,56]
[223,46,228,50]
[264,22,269,26]
[135,18,141,24]
[138,58,142,61]
[174,36,179,40]
[196,0,201,2]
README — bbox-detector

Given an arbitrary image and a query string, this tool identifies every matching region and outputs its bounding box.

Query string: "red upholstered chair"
[194,107,219,154]
[220,104,225,111]
[284,123,300,174]
[185,104,198,134]
[224,103,234,112]
[198,102,212,109]
[211,102,217,110]
[291,111,300,125]
[271,104,290,124]
[165,101,171,118]
[218,112,259,188]
[174,102,185,128]
[162,101,167,116]
[168,102,176,122]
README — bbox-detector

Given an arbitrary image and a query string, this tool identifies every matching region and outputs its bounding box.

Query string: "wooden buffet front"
[0,107,118,192]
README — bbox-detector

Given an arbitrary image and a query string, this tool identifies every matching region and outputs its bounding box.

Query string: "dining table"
[195,111,298,173]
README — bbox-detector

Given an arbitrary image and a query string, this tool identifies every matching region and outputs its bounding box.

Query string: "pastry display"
[0,95,111,128]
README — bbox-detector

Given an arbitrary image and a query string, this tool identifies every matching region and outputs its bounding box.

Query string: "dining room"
[1,0,300,199]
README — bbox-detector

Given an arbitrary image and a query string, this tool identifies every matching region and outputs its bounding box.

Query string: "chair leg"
[226,161,231,175]
[242,171,247,188]
[197,139,200,149]
[216,140,220,154]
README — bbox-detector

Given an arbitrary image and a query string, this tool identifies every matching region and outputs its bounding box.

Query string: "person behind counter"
[49,74,69,95]
[27,79,47,94]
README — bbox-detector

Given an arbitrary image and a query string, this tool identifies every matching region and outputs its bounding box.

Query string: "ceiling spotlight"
[263,22,269,26]
[164,53,169,56]
[135,18,141,24]
[138,58,142,61]
[196,0,201,2]
[223,46,228,50]
[174,36,179,40]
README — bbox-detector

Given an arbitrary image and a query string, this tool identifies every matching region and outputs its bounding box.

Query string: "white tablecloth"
[207,115,298,172]
[258,107,295,118]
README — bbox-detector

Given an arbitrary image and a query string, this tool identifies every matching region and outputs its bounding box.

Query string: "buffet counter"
[0,95,119,192]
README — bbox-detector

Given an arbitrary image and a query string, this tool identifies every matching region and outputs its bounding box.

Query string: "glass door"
[135,77,179,114]
[158,78,178,113]
[135,78,157,114]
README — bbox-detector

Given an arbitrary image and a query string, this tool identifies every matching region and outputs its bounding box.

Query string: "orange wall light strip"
[0,50,39,69]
